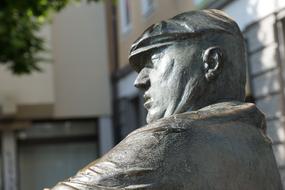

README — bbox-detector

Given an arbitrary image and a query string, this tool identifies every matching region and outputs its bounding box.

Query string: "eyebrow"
[151,53,161,60]
[151,48,166,58]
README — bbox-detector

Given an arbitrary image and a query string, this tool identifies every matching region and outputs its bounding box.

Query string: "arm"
[49,125,166,190]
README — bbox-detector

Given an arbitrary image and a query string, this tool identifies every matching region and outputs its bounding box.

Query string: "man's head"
[129,9,246,124]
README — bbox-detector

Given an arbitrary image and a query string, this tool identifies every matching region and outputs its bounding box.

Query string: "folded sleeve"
[50,124,174,190]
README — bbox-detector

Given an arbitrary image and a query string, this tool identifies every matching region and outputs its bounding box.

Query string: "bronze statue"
[50,9,282,190]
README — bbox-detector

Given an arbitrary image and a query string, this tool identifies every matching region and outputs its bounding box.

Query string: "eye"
[151,52,163,66]
[144,61,153,69]
[151,54,160,63]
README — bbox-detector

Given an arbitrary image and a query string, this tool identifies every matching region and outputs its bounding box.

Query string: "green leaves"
[0,0,100,75]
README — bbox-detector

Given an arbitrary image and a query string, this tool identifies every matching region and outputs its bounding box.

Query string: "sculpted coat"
[52,102,282,190]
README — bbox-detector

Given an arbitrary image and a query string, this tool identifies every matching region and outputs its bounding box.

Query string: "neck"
[187,98,243,112]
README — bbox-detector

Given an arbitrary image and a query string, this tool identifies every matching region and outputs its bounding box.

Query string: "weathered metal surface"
[50,9,282,190]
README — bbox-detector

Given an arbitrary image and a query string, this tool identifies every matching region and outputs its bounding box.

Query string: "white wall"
[223,0,285,30]
[52,1,111,117]
[0,25,54,106]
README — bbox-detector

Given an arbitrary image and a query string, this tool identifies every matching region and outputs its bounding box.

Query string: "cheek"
[166,64,184,87]
[149,74,168,101]
[149,60,177,96]
[161,59,175,80]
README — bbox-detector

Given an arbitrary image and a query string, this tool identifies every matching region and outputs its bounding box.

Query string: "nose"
[134,68,150,91]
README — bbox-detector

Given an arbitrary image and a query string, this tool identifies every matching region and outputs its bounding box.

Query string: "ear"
[202,47,223,81]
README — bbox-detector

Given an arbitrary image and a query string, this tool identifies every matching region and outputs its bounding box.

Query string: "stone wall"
[244,13,285,188]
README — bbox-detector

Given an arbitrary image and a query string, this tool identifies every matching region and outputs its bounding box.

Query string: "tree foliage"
[0,0,100,74]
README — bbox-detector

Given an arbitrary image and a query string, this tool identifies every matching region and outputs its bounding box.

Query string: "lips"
[143,94,152,109]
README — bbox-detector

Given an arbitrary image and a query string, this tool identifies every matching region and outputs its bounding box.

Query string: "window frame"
[119,0,132,34]
[140,0,155,17]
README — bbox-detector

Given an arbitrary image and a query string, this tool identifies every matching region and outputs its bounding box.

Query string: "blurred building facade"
[0,1,113,190]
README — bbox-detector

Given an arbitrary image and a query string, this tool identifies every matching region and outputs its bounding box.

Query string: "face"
[134,44,204,124]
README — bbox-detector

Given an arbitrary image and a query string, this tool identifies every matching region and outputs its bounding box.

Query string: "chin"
[146,113,158,124]
[146,114,153,124]
[146,110,165,124]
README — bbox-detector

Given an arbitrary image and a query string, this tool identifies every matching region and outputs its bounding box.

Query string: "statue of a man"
[50,9,282,190]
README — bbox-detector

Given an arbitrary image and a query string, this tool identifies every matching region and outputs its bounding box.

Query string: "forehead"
[131,46,168,72]
[130,38,201,73]
[135,44,183,71]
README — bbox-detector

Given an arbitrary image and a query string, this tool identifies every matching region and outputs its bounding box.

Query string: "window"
[140,0,154,16]
[119,0,132,33]
[118,95,146,139]
[17,120,98,190]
